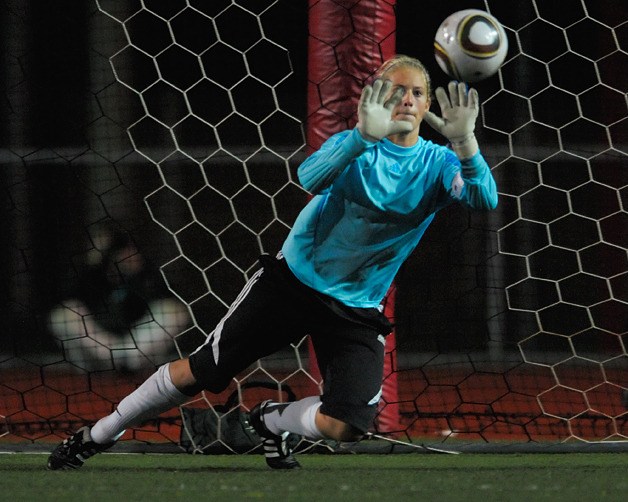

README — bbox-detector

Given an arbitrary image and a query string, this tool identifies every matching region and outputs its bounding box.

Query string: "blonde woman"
[48,55,497,471]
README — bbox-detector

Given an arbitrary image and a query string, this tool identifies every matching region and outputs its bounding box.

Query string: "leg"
[91,263,296,444]
[309,325,387,442]
[47,360,191,470]
[168,357,199,392]
[48,261,305,470]
[259,396,362,442]
[315,411,363,442]
[92,262,290,443]
[88,359,195,446]
[253,325,387,444]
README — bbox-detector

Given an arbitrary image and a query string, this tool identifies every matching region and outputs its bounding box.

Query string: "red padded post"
[306,0,400,433]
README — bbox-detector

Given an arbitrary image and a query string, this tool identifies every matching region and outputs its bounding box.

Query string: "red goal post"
[306,0,401,434]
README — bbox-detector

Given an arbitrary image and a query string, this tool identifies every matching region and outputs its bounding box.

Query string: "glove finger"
[383,85,404,110]
[458,82,468,107]
[370,79,384,104]
[376,79,393,104]
[423,110,445,132]
[468,87,479,111]
[448,81,459,107]
[359,84,373,108]
[434,86,451,112]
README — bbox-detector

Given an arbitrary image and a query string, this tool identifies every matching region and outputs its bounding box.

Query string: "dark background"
[0,0,625,360]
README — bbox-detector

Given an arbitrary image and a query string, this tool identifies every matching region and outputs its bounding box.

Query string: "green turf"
[0,453,626,501]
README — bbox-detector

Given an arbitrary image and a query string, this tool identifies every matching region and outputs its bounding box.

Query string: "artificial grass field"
[1,453,626,502]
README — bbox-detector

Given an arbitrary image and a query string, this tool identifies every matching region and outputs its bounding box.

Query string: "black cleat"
[47,426,115,470]
[249,400,301,469]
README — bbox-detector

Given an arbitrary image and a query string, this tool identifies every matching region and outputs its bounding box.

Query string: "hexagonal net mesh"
[0,0,625,452]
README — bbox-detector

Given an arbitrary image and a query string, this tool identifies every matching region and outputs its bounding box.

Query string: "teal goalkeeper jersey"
[281,128,498,308]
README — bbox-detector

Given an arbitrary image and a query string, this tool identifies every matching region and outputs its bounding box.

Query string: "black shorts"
[188,255,393,433]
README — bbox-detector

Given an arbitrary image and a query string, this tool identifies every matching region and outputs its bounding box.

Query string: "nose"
[401,89,414,106]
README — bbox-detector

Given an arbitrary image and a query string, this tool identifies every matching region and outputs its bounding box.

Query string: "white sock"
[90,363,190,444]
[262,396,324,440]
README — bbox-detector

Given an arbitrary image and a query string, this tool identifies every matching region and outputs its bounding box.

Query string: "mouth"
[396,113,415,121]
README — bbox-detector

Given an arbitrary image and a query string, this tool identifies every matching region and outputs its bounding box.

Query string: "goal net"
[0,0,625,453]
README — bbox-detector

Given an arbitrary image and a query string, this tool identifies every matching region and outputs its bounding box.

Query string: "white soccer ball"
[434,9,508,83]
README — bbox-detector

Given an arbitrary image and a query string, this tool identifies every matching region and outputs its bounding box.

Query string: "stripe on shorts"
[189,267,265,365]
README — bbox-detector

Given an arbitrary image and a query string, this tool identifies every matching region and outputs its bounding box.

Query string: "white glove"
[357,79,414,142]
[424,81,479,159]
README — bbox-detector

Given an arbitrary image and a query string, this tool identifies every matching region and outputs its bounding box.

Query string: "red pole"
[306,0,401,433]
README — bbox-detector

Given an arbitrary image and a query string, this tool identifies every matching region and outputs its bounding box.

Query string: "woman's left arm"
[450,152,498,210]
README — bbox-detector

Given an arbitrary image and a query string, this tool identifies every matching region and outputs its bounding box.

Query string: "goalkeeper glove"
[357,79,414,142]
[424,81,479,159]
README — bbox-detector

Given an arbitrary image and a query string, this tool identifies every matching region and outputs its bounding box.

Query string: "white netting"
[376,0,626,445]
[485,0,627,442]
[97,0,316,452]
[0,0,625,450]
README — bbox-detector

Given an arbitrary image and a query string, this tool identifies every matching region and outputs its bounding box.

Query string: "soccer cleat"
[248,400,301,470]
[47,426,115,470]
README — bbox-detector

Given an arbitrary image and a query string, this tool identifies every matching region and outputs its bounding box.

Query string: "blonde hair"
[375,54,432,99]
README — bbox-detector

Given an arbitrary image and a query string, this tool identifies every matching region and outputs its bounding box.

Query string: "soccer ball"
[434,9,508,83]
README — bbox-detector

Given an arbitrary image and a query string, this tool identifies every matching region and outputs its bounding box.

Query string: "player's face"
[385,67,431,140]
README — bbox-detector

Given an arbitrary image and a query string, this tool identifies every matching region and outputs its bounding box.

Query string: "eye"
[413,89,423,97]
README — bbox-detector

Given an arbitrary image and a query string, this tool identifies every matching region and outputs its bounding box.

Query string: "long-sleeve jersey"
[281,127,498,308]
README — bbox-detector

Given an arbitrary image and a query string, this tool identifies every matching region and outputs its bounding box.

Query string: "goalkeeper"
[48,54,497,470]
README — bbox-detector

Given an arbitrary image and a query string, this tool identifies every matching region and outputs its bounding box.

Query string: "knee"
[315,412,364,442]
[168,358,203,395]
[168,357,230,396]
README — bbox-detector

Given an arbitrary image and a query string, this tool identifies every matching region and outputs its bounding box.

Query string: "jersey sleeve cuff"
[460,151,488,182]
[352,127,379,148]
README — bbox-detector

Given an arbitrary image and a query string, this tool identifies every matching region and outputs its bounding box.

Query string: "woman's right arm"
[298,128,372,194]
